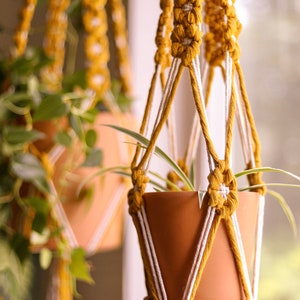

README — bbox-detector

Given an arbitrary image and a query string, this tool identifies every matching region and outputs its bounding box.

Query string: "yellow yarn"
[58,258,73,300]
[109,0,132,95]
[13,0,37,57]
[171,0,202,66]
[82,0,111,97]
[41,0,71,91]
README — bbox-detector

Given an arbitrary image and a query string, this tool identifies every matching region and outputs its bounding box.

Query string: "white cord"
[191,59,215,175]
[144,58,181,175]
[252,195,265,300]
[138,207,168,300]
[231,212,254,300]
[183,206,216,300]
[48,182,79,249]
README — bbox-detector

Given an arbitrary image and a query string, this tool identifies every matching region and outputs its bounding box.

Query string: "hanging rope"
[41,0,71,91]
[13,0,37,57]
[128,0,266,299]
[82,0,111,97]
[108,0,132,95]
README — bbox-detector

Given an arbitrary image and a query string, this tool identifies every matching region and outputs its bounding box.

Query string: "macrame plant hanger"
[129,0,266,299]
[13,0,132,299]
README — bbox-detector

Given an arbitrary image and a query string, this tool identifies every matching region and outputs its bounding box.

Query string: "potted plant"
[93,0,300,299]
[0,0,133,298]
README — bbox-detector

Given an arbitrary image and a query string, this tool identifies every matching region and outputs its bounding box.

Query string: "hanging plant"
[0,0,133,298]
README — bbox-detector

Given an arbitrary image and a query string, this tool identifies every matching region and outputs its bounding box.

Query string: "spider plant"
[76,124,300,237]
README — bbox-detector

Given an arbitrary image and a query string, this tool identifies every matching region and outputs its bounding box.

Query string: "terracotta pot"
[143,191,260,300]
[50,112,134,253]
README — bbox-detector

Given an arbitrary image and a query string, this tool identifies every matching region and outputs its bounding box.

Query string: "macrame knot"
[167,159,189,190]
[154,0,173,69]
[246,162,266,195]
[204,0,242,65]
[207,161,238,218]
[171,0,202,66]
[128,168,149,215]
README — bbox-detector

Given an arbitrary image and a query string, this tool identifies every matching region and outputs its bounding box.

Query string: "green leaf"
[82,148,103,167]
[69,248,94,284]
[85,129,97,148]
[33,94,68,121]
[11,153,50,193]
[39,248,52,270]
[23,197,50,214]
[267,189,297,237]
[32,177,51,194]
[10,232,30,263]
[62,70,87,91]
[103,124,194,191]
[55,131,73,147]
[235,167,300,182]
[79,108,98,123]
[75,166,129,197]
[32,212,47,234]
[11,153,46,181]
[3,92,33,104]
[69,114,84,139]
[4,126,45,145]
[0,239,33,300]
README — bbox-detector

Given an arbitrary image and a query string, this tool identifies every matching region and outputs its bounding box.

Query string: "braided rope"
[13,0,37,57]
[109,0,132,95]
[41,0,71,91]
[82,0,111,97]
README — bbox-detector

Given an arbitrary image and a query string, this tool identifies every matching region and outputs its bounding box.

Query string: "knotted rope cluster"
[13,0,37,57]
[204,0,242,66]
[83,0,111,97]
[154,0,173,77]
[128,168,149,215]
[41,0,70,91]
[207,160,238,217]
[171,0,202,66]
[109,0,132,95]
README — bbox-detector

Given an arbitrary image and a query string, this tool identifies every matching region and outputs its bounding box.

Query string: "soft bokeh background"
[237,1,300,299]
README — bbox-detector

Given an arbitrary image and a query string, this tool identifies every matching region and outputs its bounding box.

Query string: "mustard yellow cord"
[13,0,37,57]
[82,0,111,97]
[41,0,70,91]
[108,0,132,95]
[58,258,72,300]
[171,0,202,66]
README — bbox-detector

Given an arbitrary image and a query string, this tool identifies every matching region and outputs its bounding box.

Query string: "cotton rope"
[252,195,265,300]
[183,205,216,300]
[41,0,70,92]
[139,207,168,300]
[13,0,37,57]
[108,0,132,95]
[82,0,111,98]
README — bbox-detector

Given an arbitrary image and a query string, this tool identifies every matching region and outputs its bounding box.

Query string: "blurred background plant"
[0,0,132,299]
